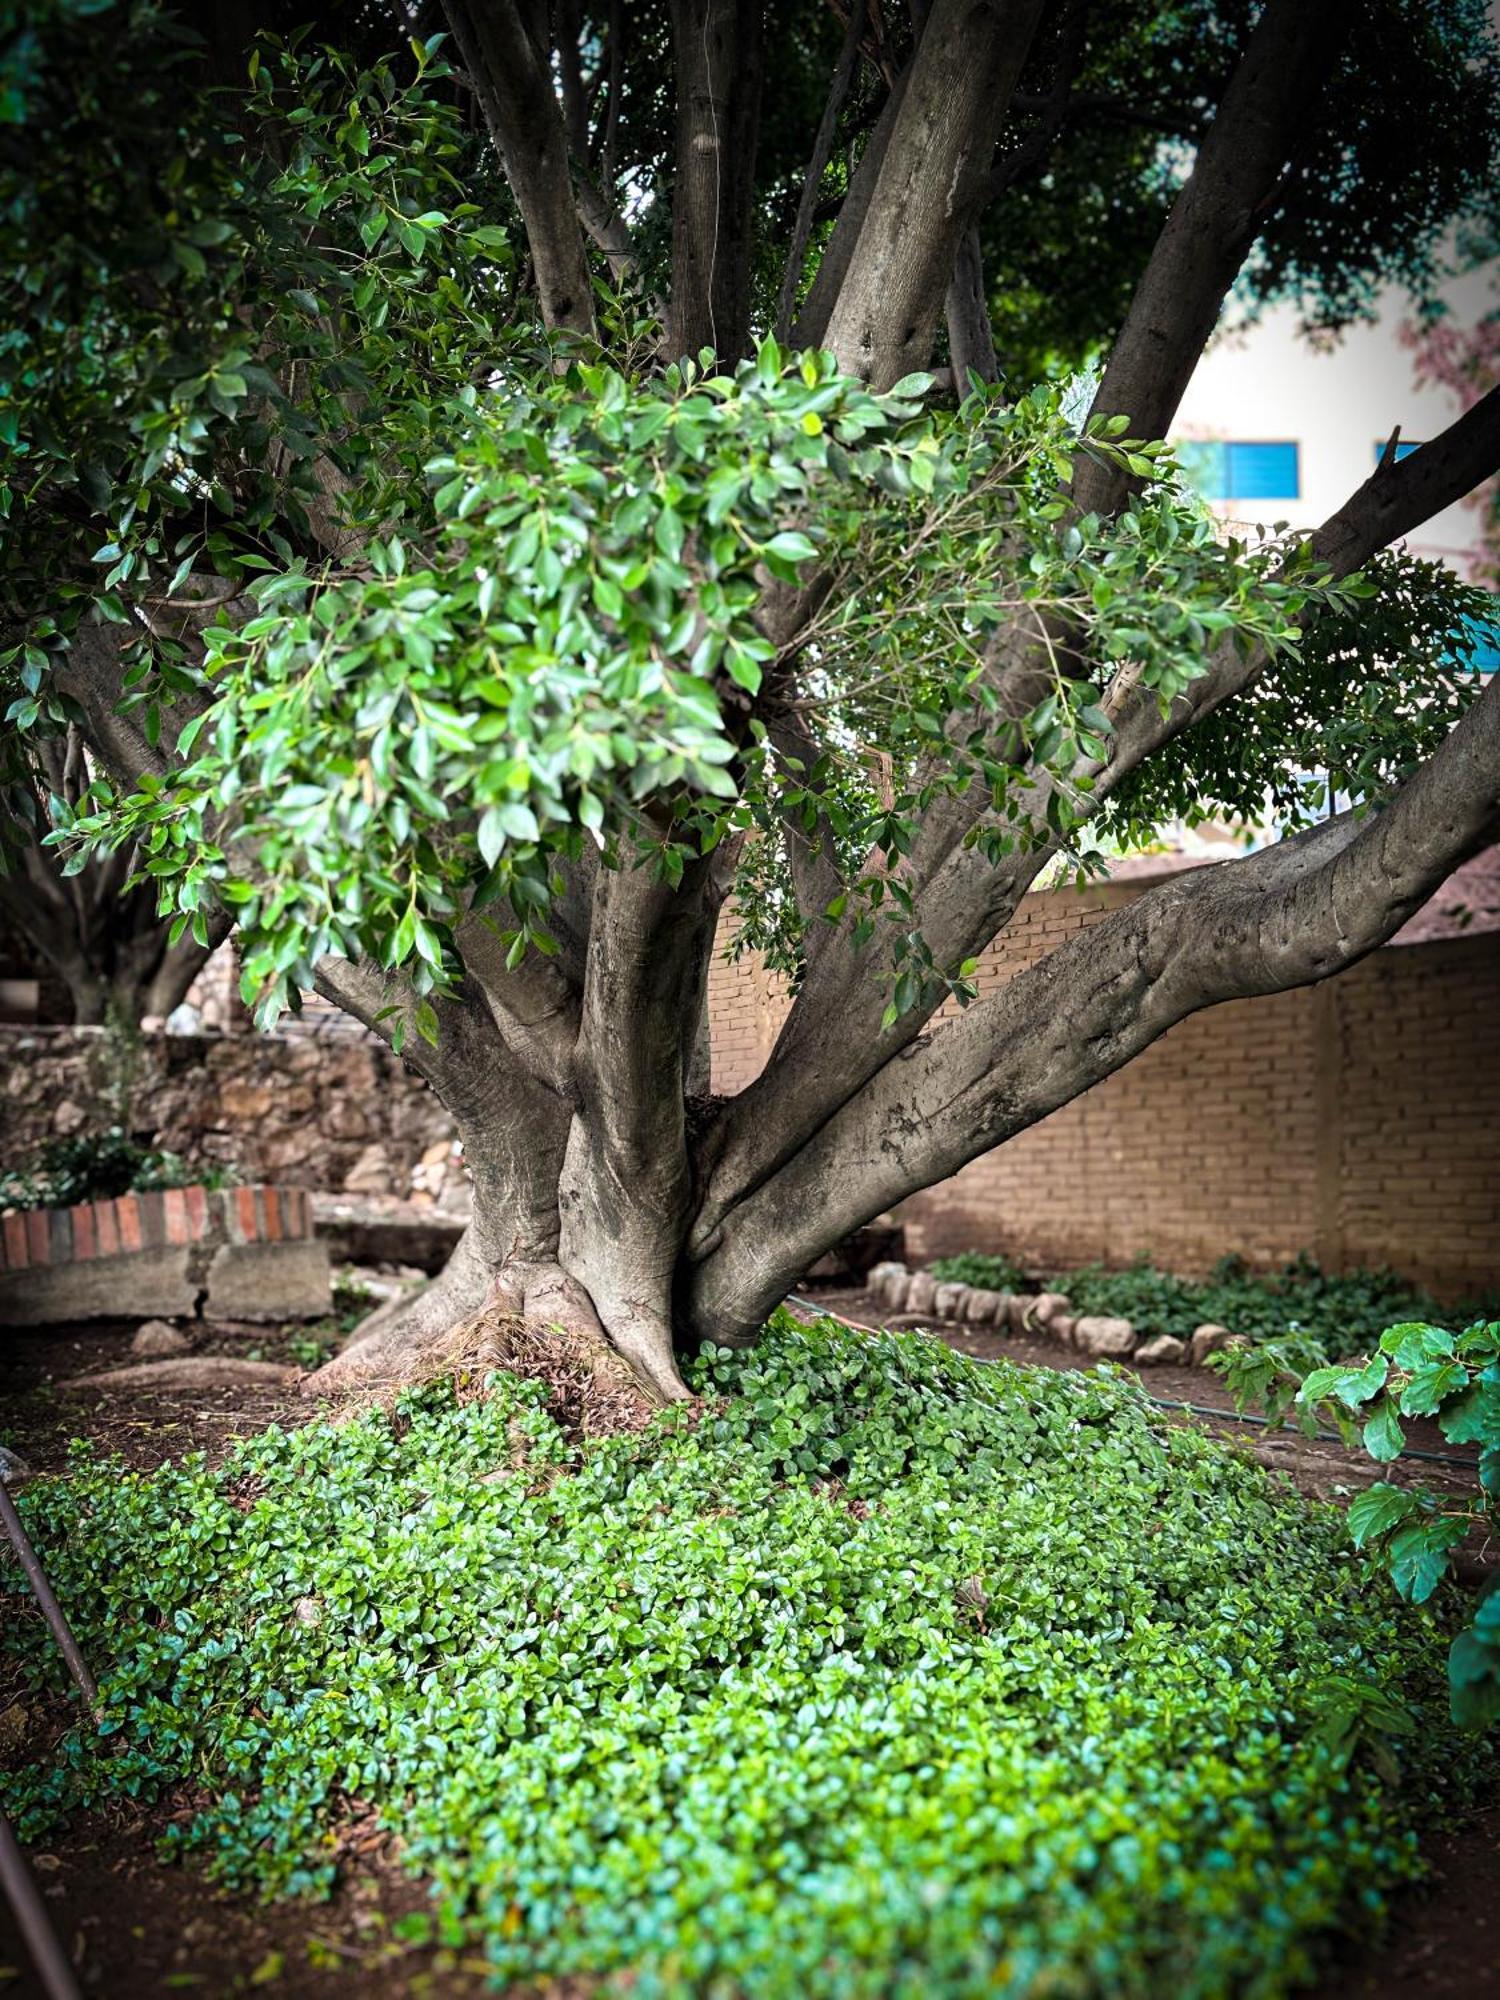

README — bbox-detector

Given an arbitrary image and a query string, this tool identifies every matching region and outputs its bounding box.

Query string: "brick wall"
[707,873,1500,1301]
[5,873,1496,1299]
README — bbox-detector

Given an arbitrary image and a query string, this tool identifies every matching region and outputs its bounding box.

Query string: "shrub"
[2,1316,1491,1997]
[1214,1319,1500,1730]
[1050,1254,1492,1360]
[928,1249,1029,1293]
[0,1128,231,1212]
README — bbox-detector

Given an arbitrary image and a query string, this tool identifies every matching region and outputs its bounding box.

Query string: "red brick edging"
[0,1184,314,1274]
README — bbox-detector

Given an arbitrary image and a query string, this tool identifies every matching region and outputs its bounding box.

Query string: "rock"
[1135,1334,1187,1367]
[1024,1292,1072,1333]
[216,1080,276,1122]
[0,1446,32,1487]
[1007,1294,1037,1332]
[1189,1323,1235,1367]
[342,1142,394,1194]
[905,1271,938,1317]
[205,1239,332,1323]
[932,1281,969,1321]
[963,1288,1004,1323]
[1072,1314,1137,1360]
[292,1596,324,1630]
[52,1098,88,1136]
[1049,1315,1078,1349]
[130,1320,191,1358]
[311,1199,463,1275]
[1,1243,200,1327]
[879,1272,912,1314]
[869,1263,911,1310]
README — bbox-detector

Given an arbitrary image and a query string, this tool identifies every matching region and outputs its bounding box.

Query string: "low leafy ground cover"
[3,1315,1493,1998]
[930,1251,1499,1359]
[0,1126,233,1212]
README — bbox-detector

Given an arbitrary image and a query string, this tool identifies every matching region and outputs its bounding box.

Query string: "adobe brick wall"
[706,878,1500,1301]
[0,1181,313,1275]
[0,1181,329,1324]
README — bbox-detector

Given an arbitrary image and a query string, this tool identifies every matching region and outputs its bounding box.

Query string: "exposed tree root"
[60,1358,300,1394]
[300,1244,674,1422]
[347,1304,658,1441]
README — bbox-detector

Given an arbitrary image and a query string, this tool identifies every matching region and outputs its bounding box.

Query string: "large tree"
[3,0,1499,1400]
[0,727,218,1023]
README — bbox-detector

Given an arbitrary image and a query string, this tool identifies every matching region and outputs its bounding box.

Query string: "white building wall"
[1169,270,1495,578]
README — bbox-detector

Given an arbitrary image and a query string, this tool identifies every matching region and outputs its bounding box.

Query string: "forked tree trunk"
[306,1128,712,1408]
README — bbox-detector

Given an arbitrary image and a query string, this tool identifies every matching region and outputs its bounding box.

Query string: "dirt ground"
[0,1300,1495,1998]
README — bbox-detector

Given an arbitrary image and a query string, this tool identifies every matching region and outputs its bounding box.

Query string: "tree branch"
[557,852,722,1399]
[691,378,1500,1260]
[1075,0,1353,513]
[667,0,766,363]
[822,0,1047,388]
[554,0,641,283]
[441,0,596,337]
[944,223,997,386]
[1099,384,1500,787]
[794,64,909,351]
[774,0,868,343]
[690,668,1500,1342]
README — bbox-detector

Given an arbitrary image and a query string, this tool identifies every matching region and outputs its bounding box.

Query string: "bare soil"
[1,1303,1495,1997]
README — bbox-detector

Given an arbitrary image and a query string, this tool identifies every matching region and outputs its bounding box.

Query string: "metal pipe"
[0,1809,83,2000]
[0,1483,99,1717]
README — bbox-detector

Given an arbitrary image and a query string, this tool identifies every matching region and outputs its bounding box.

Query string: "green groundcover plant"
[937,1252,1498,1360]
[3,1316,1493,1997]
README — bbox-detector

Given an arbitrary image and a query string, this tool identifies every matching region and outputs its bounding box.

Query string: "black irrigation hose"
[782,1294,1480,1471]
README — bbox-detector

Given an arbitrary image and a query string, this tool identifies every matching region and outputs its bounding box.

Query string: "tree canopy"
[2,0,1499,1398]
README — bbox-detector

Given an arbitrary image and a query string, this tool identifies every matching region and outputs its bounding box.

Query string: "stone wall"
[0,1025,462,1209]
[5,864,1499,1299]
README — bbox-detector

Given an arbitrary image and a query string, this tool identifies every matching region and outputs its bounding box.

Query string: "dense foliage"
[3,1317,1491,1996]
[0,1126,225,1212]
[929,1250,1030,1294]
[3,16,1495,1026]
[1212,1319,1500,1731]
[1048,1256,1495,1360]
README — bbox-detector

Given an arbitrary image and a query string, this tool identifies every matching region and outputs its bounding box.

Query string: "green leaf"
[1386,1517,1467,1603]
[1380,1321,1456,1369]
[654,508,685,561]
[1362,1400,1406,1464]
[764,530,817,565]
[1345,1483,1416,1549]
[1399,1359,1467,1417]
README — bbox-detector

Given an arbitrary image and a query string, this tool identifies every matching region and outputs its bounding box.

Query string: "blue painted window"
[1178,439,1300,501]
[1372,438,1423,464]
[1459,605,1500,674]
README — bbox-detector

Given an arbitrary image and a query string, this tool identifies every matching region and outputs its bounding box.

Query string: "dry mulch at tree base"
[1,1308,1497,1996]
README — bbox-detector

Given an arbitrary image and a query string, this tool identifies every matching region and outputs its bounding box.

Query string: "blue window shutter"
[1225,441,1299,499]
[1461,606,1500,674]
[1372,438,1423,464]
